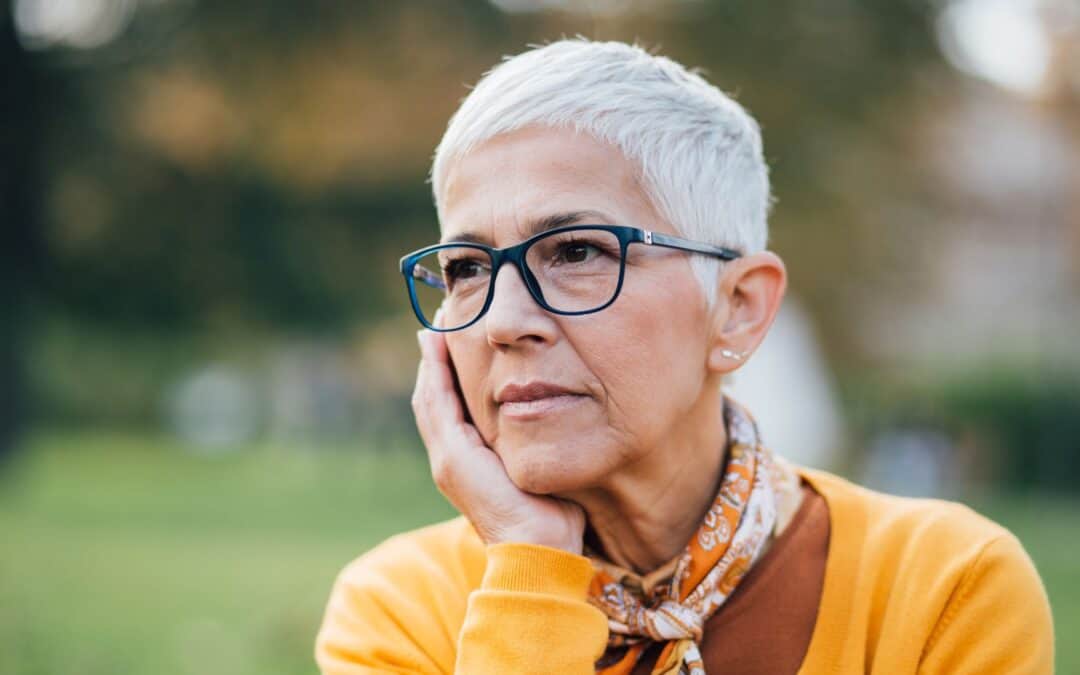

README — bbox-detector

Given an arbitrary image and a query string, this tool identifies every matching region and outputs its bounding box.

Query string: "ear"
[706,251,787,373]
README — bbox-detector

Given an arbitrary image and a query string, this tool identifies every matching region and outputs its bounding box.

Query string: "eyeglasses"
[400,224,742,332]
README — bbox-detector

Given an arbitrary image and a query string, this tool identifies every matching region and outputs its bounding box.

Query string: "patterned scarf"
[585,394,799,675]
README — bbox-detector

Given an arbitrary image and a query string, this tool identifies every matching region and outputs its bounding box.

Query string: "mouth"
[495,382,589,420]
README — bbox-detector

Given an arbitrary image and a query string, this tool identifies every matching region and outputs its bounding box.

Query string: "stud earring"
[720,348,746,361]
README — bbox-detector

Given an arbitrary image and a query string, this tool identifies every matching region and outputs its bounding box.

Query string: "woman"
[316,39,1053,674]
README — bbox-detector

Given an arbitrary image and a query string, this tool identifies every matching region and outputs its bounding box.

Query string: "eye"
[444,258,486,281]
[556,241,599,264]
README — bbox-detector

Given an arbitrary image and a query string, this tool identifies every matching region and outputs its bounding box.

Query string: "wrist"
[485,526,583,556]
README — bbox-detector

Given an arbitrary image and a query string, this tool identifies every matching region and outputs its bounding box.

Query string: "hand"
[412,319,586,555]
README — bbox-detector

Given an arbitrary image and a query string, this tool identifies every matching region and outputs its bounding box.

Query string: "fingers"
[413,331,460,498]
[413,332,485,511]
[418,307,452,390]
[415,328,464,428]
[411,314,506,506]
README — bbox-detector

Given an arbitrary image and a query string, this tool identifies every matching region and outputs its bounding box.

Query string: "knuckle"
[430,455,456,492]
[411,382,432,414]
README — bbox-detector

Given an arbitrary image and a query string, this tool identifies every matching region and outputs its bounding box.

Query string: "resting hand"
[412,324,585,555]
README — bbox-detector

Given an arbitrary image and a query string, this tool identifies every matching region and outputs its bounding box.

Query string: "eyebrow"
[440,210,616,245]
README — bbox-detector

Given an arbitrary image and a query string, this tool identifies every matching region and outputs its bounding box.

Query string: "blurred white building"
[725,297,844,471]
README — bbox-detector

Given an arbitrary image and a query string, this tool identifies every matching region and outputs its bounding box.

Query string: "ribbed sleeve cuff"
[481,542,596,599]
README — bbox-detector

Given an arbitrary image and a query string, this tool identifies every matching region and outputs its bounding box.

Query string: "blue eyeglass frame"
[399,224,743,332]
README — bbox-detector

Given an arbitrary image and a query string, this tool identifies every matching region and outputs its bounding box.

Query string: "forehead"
[439,126,660,246]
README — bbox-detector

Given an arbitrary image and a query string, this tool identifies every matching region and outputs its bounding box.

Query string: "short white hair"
[430,38,772,304]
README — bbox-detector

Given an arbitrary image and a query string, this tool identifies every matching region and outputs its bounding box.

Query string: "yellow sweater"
[315,467,1054,674]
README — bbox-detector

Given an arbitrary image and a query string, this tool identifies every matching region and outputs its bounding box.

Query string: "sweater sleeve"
[315,535,609,674]
[315,543,460,674]
[918,533,1054,675]
[455,542,610,673]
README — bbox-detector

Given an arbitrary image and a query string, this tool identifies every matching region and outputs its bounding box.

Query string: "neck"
[566,385,729,575]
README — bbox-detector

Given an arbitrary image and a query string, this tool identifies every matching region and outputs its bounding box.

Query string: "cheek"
[581,279,708,430]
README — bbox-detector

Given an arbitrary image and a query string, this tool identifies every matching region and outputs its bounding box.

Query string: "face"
[438,126,717,496]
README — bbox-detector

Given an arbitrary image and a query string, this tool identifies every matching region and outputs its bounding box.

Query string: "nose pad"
[482,258,558,345]
[488,260,539,312]
[515,259,548,305]
[486,254,561,345]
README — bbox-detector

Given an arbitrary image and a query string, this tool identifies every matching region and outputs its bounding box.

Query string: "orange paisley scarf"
[586,394,799,675]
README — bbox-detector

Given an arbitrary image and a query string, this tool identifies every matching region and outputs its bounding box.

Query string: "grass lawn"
[1,432,1076,674]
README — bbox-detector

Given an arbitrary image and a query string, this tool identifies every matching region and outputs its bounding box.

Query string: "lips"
[495,382,588,419]
[496,382,579,404]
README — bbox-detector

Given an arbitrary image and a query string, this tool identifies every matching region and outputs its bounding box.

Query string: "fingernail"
[416,329,426,350]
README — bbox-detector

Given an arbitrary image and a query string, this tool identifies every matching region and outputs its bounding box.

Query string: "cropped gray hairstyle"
[430,38,771,305]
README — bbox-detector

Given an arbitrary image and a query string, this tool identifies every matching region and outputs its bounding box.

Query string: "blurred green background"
[2,1,1078,673]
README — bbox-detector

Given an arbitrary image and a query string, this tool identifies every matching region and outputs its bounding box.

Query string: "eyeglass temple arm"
[410,262,447,290]
[644,230,742,261]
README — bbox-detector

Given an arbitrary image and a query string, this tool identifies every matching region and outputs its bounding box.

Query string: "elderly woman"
[315,40,1053,674]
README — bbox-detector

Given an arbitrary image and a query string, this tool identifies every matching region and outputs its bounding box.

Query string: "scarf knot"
[650,600,705,642]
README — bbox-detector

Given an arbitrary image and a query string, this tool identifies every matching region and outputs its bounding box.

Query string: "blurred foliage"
[842,358,1080,493]
[27,0,943,343]
[12,0,955,432]
[939,366,1080,493]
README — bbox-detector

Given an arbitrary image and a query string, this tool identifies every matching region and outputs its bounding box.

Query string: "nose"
[483,260,559,348]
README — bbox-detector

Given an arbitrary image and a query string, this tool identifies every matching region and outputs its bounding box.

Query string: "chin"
[495,433,612,495]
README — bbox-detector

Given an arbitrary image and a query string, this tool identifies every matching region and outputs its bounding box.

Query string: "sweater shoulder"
[798,466,1014,562]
